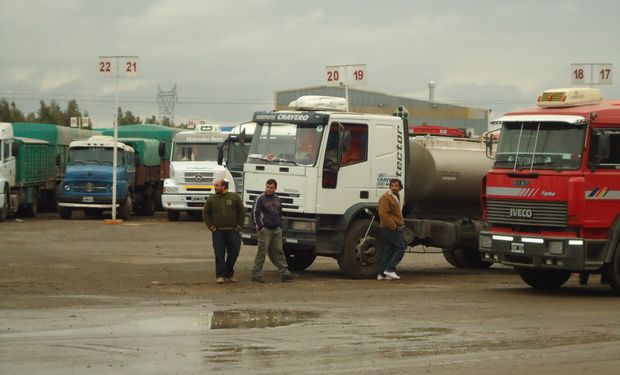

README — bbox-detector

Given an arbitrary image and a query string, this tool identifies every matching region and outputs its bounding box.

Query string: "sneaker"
[383,271,400,280]
[377,273,392,281]
[281,273,297,283]
[225,277,238,283]
[251,275,265,283]
[216,277,225,284]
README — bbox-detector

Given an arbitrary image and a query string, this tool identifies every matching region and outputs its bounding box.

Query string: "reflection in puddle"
[206,309,320,330]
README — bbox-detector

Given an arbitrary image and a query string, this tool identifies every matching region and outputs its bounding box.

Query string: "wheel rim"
[354,235,379,266]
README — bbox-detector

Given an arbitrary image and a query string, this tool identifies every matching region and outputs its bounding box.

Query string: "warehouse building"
[274,86,489,135]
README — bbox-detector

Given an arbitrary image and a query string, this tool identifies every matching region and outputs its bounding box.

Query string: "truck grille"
[486,199,568,227]
[183,172,216,184]
[245,190,300,210]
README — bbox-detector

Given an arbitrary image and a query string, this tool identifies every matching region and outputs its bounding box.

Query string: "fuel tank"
[405,136,494,207]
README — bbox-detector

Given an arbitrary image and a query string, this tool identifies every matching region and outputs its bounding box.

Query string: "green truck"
[10,122,96,211]
[1,123,56,220]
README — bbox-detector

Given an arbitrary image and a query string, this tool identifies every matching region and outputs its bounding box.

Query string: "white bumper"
[162,193,212,211]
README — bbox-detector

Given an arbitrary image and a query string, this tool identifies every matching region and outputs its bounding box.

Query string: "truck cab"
[479,88,620,292]
[162,130,234,221]
[217,122,255,194]
[0,123,16,221]
[57,136,136,220]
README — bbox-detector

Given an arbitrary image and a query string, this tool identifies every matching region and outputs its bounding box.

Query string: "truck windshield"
[172,143,219,161]
[68,147,125,166]
[248,123,324,166]
[494,122,586,170]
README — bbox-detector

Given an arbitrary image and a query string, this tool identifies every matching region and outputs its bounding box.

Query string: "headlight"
[63,184,71,192]
[549,241,564,255]
[164,186,178,193]
[479,235,492,248]
[290,220,316,232]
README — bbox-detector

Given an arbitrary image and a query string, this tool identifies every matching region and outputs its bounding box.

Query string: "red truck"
[479,87,620,293]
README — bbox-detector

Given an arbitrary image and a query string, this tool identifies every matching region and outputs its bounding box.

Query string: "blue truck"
[56,135,165,220]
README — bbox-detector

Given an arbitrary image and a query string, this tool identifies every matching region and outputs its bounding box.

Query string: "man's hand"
[209,226,217,232]
[234,225,242,232]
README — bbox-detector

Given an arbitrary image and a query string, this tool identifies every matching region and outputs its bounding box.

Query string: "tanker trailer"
[403,136,494,269]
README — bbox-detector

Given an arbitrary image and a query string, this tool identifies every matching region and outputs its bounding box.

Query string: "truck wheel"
[167,210,180,221]
[604,241,620,294]
[452,247,492,269]
[337,219,383,279]
[442,249,460,268]
[21,195,38,218]
[516,268,571,290]
[283,247,316,271]
[140,194,155,216]
[58,207,72,220]
[119,193,133,221]
[0,185,8,222]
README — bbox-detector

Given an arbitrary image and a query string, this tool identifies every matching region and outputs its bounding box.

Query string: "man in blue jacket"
[251,179,296,283]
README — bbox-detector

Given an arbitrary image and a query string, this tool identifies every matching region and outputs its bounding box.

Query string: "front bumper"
[57,194,125,209]
[479,231,608,271]
[162,193,211,211]
[240,212,318,248]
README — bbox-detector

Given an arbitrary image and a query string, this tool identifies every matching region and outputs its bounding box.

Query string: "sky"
[1,0,619,128]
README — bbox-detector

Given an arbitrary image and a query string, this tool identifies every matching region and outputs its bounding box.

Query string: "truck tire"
[59,207,72,220]
[119,193,133,221]
[140,194,155,216]
[442,249,460,267]
[283,247,316,271]
[337,219,383,279]
[516,268,571,290]
[0,185,8,222]
[604,241,620,294]
[20,195,38,218]
[453,247,492,269]
[167,210,180,221]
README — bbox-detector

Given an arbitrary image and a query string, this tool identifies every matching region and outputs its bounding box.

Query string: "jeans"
[379,228,406,273]
[212,230,241,278]
[252,227,290,276]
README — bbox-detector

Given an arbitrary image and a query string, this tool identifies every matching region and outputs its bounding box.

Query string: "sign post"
[324,64,367,111]
[571,63,613,85]
[98,55,139,223]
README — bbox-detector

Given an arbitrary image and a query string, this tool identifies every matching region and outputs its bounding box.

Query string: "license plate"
[82,196,94,203]
[511,243,525,254]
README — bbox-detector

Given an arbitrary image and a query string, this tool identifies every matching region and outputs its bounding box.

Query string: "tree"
[144,115,158,124]
[117,107,142,125]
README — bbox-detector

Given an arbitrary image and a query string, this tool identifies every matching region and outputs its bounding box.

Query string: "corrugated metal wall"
[274,86,489,135]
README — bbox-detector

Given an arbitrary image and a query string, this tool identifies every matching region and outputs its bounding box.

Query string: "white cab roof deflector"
[491,115,587,125]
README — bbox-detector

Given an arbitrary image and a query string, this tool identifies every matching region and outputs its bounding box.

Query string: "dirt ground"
[1,213,619,374]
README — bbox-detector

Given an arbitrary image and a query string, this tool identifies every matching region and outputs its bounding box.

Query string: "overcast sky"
[1,0,619,128]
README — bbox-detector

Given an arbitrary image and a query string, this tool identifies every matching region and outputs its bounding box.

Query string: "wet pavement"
[1,214,619,374]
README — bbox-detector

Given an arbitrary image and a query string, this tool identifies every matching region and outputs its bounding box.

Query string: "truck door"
[315,121,371,214]
[371,121,403,200]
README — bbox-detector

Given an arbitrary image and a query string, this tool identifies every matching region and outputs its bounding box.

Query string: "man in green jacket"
[203,179,245,284]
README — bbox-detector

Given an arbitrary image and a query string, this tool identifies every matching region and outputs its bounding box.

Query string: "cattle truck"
[1,122,56,221]
[479,87,620,293]
[240,96,494,278]
[11,122,96,212]
[57,135,165,220]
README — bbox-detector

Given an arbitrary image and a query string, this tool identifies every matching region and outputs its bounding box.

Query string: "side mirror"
[240,129,246,148]
[597,131,610,160]
[158,141,166,158]
[11,141,19,158]
[217,145,224,166]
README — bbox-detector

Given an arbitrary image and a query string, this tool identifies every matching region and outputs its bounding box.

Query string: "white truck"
[162,130,234,221]
[240,96,494,278]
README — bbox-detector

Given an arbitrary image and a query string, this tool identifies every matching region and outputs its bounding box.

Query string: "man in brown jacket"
[377,178,406,280]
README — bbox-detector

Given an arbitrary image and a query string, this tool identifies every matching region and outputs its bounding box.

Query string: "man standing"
[377,178,406,280]
[251,179,296,283]
[203,179,245,284]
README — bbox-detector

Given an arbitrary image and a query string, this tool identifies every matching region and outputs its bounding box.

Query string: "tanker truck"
[240,96,495,278]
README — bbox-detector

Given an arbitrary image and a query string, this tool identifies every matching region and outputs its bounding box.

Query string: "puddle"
[207,309,321,330]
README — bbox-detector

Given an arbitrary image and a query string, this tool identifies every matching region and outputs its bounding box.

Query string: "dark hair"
[216,179,229,189]
[266,178,277,188]
[390,178,403,189]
